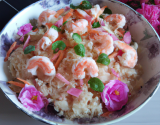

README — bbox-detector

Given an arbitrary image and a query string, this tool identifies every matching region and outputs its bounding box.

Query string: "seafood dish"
[5,1,143,120]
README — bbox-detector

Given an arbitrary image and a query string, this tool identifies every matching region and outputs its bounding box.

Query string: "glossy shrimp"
[66,19,88,35]
[74,9,92,22]
[72,57,99,79]
[38,10,56,26]
[114,40,138,68]
[36,27,58,50]
[104,14,126,31]
[89,30,114,55]
[26,56,56,76]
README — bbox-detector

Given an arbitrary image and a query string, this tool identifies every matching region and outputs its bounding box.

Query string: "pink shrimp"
[66,19,88,35]
[114,40,138,68]
[38,36,52,50]
[72,57,99,79]
[26,56,56,76]
[44,27,59,42]
[38,10,56,26]
[89,30,114,55]
[104,14,126,31]
[74,9,92,22]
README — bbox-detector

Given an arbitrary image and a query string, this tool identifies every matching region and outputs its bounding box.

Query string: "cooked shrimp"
[65,19,88,35]
[104,14,126,31]
[26,56,56,76]
[114,40,138,68]
[38,10,56,26]
[38,36,52,50]
[44,27,58,42]
[89,30,114,55]
[74,9,92,22]
[72,57,99,79]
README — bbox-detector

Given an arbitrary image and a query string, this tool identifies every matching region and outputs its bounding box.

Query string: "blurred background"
[0,0,160,125]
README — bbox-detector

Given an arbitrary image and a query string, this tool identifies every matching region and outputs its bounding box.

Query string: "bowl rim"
[0,0,160,125]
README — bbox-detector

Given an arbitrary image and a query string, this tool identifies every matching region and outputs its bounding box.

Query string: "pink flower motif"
[155,0,160,5]
[17,23,33,36]
[18,84,48,111]
[136,3,160,35]
[101,80,129,111]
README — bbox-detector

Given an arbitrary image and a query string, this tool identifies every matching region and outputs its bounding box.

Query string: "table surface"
[0,0,160,125]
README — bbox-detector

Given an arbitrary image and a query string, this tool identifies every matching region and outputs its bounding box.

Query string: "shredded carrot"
[95,6,107,19]
[108,51,118,59]
[7,81,25,88]
[55,8,65,18]
[118,77,121,81]
[55,50,64,69]
[63,9,74,23]
[17,78,30,85]
[117,28,125,36]
[13,45,20,50]
[4,41,17,62]
[33,28,38,32]
[46,23,54,28]
[101,111,112,117]
[55,32,63,41]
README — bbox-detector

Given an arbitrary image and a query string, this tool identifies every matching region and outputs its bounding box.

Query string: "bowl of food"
[0,0,160,124]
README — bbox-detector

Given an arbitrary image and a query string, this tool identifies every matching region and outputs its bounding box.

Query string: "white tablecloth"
[0,88,160,125]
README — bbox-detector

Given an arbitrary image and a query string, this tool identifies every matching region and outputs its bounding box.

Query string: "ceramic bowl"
[0,0,160,124]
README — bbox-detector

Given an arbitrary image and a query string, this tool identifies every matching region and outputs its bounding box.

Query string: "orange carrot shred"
[33,28,38,32]
[55,50,64,69]
[95,6,107,19]
[17,78,30,85]
[46,23,54,29]
[7,81,25,88]
[108,51,118,59]
[4,41,17,62]
[101,111,112,117]
[55,8,65,18]
[63,9,74,23]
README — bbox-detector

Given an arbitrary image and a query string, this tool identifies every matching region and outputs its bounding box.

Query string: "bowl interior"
[0,0,160,124]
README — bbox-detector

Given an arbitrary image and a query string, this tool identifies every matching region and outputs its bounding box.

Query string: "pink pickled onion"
[56,73,70,85]
[109,34,119,41]
[65,6,70,11]
[79,79,83,87]
[93,27,107,32]
[67,88,82,97]
[99,18,105,26]
[23,35,30,50]
[50,51,60,61]
[20,35,24,42]
[111,68,120,78]
[54,18,63,27]
[123,31,131,44]
[117,50,124,56]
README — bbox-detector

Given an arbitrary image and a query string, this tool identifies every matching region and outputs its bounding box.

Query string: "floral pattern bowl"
[0,0,160,125]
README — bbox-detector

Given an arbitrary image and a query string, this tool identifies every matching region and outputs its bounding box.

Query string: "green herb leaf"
[92,22,101,28]
[104,7,112,14]
[70,4,79,9]
[88,77,104,92]
[52,40,66,53]
[32,26,37,31]
[119,36,123,40]
[79,0,92,10]
[51,25,61,32]
[99,15,104,19]
[97,53,110,65]
[72,33,82,43]
[24,45,35,54]
[70,0,92,10]
[63,21,68,25]
[74,44,85,57]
